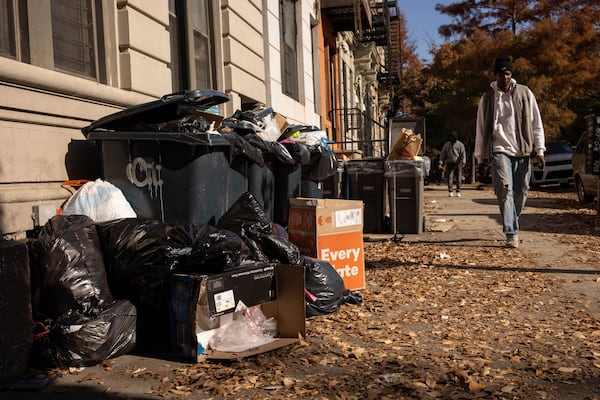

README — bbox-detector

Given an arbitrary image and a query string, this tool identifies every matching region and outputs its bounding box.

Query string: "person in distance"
[440,131,466,197]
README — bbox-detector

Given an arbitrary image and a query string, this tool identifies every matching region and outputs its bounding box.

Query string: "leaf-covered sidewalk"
[14,186,600,400]
[151,188,600,399]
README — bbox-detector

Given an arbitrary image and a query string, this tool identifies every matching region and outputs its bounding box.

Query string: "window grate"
[51,0,97,78]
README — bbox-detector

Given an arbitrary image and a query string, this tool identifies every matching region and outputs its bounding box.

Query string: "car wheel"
[576,176,593,204]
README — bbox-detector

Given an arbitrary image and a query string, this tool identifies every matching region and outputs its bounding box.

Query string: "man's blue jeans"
[490,153,531,237]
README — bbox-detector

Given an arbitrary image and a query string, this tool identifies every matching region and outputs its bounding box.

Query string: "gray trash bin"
[385,159,425,234]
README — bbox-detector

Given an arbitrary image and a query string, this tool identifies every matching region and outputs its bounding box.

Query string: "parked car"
[530,140,573,188]
[572,130,599,204]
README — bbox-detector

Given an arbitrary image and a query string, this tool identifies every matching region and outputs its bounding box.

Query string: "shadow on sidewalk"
[2,385,156,400]
[471,196,580,211]
[396,237,502,248]
[367,259,600,275]
[520,212,600,237]
[465,196,599,237]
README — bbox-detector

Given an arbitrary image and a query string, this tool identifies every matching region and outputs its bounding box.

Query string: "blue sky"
[398,0,454,62]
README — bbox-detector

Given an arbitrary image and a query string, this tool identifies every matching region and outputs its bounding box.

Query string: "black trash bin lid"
[81,89,229,136]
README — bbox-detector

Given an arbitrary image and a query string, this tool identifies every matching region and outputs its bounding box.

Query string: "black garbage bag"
[95,218,174,305]
[95,218,180,350]
[219,190,272,229]
[343,289,363,305]
[245,136,297,165]
[257,232,303,265]
[97,219,250,299]
[302,144,339,181]
[165,223,252,273]
[217,192,303,265]
[96,218,250,349]
[302,256,347,317]
[29,215,113,320]
[32,299,137,368]
[280,141,311,165]
[220,108,273,135]
[221,132,265,166]
[154,114,212,133]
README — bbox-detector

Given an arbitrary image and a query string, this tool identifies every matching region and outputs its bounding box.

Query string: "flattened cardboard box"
[170,263,305,361]
[288,198,365,290]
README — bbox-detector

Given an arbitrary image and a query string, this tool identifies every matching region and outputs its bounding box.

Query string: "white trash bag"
[62,179,137,222]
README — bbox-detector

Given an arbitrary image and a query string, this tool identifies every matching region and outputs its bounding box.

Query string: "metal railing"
[329,107,387,158]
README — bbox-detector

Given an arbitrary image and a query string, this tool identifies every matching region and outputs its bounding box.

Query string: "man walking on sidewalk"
[440,131,466,197]
[475,56,546,248]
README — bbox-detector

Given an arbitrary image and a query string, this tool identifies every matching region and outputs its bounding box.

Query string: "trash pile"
[25,89,363,369]
[81,89,338,228]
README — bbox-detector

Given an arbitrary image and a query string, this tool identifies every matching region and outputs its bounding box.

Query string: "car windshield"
[546,141,572,154]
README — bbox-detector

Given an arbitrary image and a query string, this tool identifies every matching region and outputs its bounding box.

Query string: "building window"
[0,0,17,58]
[0,0,30,63]
[169,0,215,91]
[0,0,106,83]
[280,0,299,100]
[51,0,104,79]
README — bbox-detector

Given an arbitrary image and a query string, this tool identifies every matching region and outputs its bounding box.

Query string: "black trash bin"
[345,158,386,233]
[244,135,277,223]
[83,90,248,226]
[273,163,301,227]
[322,162,346,199]
[301,143,339,199]
[385,159,425,234]
[272,141,310,227]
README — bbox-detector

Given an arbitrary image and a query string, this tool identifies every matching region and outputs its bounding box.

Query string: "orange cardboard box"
[288,198,365,290]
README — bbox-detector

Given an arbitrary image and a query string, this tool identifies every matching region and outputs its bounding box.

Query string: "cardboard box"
[186,109,224,130]
[272,112,290,133]
[170,263,305,361]
[287,198,365,290]
[387,128,423,161]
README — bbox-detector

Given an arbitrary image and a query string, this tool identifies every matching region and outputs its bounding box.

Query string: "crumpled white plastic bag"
[257,113,281,142]
[62,179,137,222]
[208,304,277,353]
[295,130,328,146]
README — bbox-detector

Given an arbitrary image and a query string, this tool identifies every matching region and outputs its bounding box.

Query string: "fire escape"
[321,0,400,158]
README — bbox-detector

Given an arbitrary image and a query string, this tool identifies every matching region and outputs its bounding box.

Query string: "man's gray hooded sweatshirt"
[475,78,545,163]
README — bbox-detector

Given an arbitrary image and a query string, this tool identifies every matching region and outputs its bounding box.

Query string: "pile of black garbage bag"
[28,192,362,368]
[29,216,137,368]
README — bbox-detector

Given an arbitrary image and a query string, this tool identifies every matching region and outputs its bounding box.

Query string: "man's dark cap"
[493,56,512,74]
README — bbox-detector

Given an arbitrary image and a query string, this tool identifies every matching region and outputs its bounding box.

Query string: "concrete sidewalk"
[364,183,506,245]
[368,182,600,315]
[410,183,505,243]
[407,183,600,315]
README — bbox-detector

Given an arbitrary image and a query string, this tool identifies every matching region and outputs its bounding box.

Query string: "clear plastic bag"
[258,114,281,142]
[208,304,277,352]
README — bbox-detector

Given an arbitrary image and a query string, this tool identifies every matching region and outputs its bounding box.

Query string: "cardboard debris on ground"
[169,263,306,361]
